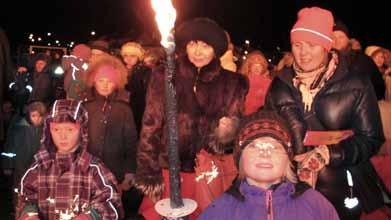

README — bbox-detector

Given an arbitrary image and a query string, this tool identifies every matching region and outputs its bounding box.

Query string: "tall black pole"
[164,32,184,209]
[152,2,197,218]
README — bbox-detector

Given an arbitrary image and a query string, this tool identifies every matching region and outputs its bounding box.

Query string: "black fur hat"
[175,17,228,58]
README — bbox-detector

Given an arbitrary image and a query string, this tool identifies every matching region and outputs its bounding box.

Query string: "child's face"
[241,137,289,189]
[95,76,116,97]
[50,122,80,154]
[35,60,47,73]
[30,111,43,126]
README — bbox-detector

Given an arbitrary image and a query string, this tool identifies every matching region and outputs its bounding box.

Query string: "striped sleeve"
[17,163,39,218]
[90,162,124,220]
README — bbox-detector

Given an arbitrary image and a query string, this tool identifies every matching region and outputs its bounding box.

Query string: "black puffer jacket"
[266,55,387,216]
[82,89,138,182]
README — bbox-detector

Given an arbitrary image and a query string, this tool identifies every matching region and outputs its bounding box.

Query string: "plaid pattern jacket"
[18,147,123,220]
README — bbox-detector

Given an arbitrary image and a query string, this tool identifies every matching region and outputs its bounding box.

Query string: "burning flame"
[151,0,177,48]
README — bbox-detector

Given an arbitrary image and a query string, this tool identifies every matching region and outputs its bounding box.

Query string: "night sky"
[1,0,390,55]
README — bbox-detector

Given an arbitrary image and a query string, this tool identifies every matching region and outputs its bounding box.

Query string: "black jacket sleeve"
[265,78,307,155]
[328,82,385,167]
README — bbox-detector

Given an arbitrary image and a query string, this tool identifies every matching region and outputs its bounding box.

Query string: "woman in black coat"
[134,18,248,219]
[266,7,388,219]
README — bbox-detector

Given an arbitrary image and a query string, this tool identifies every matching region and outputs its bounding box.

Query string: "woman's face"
[122,54,139,69]
[241,137,289,189]
[292,41,328,72]
[249,63,266,75]
[186,40,215,68]
[332,30,350,51]
[372,52,385,68]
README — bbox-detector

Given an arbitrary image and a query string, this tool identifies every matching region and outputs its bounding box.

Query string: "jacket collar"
[84,88,129,103]
[239,180,295,205]
[34,146,92,173]
[178,55,222,83]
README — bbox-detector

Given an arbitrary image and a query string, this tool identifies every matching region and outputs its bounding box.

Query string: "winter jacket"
[198,181,339,220]
[2,115,42,183]
[82,89,138,182]
[8,71,33,113]
[29,71,52,105]
[265,53,388,216]
[135,56,248,199]
[244,74,272,115]
[62,55,89,100]
[0,27,14,140]
[17,102,123,220]
[125,62,152,135]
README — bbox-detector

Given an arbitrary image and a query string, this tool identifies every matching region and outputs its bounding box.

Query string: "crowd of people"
[0,5,391,220]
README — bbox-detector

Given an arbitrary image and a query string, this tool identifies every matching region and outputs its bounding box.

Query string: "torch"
[150,0,197,219]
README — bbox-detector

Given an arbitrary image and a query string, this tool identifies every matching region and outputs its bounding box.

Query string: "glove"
[295,145,330,187]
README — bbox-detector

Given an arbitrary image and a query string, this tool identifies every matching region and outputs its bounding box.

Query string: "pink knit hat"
[72,44,91,61]
[291,7,334,51]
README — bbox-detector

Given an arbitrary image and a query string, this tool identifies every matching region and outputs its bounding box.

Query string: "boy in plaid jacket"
[16,99,123,220]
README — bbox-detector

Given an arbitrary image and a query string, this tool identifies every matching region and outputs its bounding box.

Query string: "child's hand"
[119,173,134,192]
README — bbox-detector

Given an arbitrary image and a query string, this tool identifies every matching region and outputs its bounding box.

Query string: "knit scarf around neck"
[293,52,338,112]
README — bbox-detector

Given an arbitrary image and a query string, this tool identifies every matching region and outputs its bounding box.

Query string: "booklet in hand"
[303,130,354,146]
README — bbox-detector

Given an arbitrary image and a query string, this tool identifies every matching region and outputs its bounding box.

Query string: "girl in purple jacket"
[199,111,339,220]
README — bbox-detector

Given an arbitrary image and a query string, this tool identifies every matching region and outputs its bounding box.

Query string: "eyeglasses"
[245,142,287,157]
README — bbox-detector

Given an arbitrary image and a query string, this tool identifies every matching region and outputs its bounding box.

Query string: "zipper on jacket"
[193,68,201,93]
[101,98,108,124]
[266,189,274,220]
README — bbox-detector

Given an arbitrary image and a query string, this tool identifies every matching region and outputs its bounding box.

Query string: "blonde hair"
[86,54,128,89]
[239,50,269,76]
[121,42,145,60]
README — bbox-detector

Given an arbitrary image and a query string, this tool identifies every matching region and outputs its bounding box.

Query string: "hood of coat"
[34,99,91,171]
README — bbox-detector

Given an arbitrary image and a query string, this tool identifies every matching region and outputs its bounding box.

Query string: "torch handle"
[164,34,184,209]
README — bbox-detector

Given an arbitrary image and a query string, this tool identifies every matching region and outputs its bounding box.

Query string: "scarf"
[293,52,338,112]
